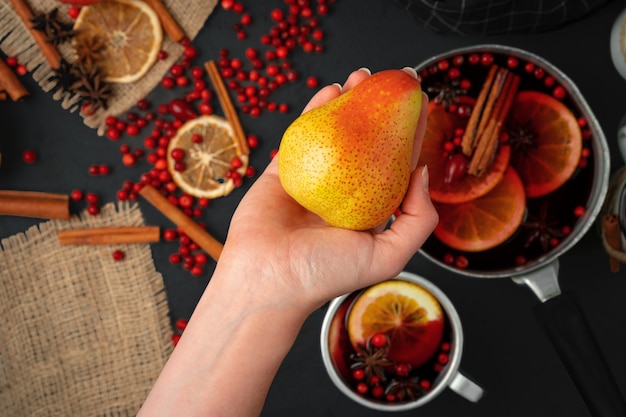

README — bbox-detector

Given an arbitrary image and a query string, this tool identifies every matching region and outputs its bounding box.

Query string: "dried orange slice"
[419,99,511,204]
[167,115,248,199]
[434,166,526,252]
[347,280,444,367]
[73,0,162,83]
[507,91,582,198]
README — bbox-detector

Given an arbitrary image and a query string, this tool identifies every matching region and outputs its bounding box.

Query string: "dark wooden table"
[2,1,626,416]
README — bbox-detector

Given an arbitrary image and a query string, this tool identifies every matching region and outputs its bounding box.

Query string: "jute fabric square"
[0,202,173,417]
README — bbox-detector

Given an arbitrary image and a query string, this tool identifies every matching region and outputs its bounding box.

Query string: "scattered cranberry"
[112,249,125,261]
[70,189,84,201]
[22,149,38,163]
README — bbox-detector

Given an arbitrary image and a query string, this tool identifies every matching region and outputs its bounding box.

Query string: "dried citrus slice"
[167,115,248,199]
[347,280,444,367]
[418,98,511,204]
[434,166,526,252]
[73,0,162,83]
[507,91,582,198]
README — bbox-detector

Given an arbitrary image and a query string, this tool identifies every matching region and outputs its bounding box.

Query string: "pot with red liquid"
[415,45,623,416]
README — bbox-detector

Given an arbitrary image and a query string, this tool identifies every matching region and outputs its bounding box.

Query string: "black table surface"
[2,1,626,416]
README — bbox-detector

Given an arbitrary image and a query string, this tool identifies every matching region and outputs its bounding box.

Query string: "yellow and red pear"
[277,69,423,230]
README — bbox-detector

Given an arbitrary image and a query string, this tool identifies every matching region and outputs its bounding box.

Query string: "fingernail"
[402,66,418,79]
[421,165,430,193]
[358,67,372,75]
[332,82,343,93]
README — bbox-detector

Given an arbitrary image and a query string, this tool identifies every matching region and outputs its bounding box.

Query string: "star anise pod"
[73,36,106,71]
[427,77,467,110]
[385,376,423,401]
[70,64,112,112]
[521,202,564,252]
[49,58,79,91]
[30,8,76,45]
[349,338,393,382]
[507,121,537,155]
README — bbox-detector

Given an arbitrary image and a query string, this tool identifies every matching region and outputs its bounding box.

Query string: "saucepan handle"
[534,292,626,417]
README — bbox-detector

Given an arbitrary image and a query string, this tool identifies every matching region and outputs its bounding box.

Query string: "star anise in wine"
[385,376,423,401]
[70,64,112,111]
[30,8,76,45]
[427,77,467,110]
[507,121,537,155]
[349,338,393,382]
[73,36,106,71]
[521,202,564,252]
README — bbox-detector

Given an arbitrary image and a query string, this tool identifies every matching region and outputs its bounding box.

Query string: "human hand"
[215,67,438,314]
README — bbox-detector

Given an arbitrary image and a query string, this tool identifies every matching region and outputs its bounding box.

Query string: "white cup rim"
[319,271,465,411]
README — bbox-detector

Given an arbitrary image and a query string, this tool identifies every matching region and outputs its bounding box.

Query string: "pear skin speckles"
[278,69,423,230]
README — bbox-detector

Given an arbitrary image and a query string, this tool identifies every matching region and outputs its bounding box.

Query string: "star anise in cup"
[349,337,393,382]
[385,376,423,401]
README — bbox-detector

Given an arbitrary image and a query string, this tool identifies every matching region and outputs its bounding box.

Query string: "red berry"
[16,64,27,76]
[175,318,188,331]
[68,6,80,19]
[370,333,387,348]
[112,249,125,261]
[306,76,318,88]
[22,149,38,163]
[86,192,99,204]
[70,189,84,201]
[87,204,100,216]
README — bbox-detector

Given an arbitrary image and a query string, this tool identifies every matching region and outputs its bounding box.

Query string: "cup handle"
[449,371,484,402]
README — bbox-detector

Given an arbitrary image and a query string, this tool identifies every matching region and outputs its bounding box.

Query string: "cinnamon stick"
[0,190,69,219]
[474,67,507,141]
[461,64,498,156]
[603,214,622,272]
[8,0,62,70]
[139,184,223,261]
[205,60,250,157]
[0,58,29,101]
[58,226,161,245]
[144,0,186,42]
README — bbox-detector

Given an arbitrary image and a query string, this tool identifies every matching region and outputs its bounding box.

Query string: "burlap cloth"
[0,202,173,416]
[0,0,218,134]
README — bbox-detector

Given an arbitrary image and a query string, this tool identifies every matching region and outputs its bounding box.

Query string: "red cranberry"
[22,149,38,163]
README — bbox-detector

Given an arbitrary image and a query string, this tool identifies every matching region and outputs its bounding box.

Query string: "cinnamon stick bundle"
[8,0,62,70]
[461,64,520,176]
[139,185,223,261]
[58,226,161,245]
[0,58,29,101]
[0,190,69,219]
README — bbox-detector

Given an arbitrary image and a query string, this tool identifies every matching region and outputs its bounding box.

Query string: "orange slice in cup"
[347,280,444,368]
[167,115,248,199]
[73,0,162,83]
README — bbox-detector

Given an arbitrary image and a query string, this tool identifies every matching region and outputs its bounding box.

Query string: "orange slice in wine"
[507,91,582,198]
[433,166,526,252]
[419,99,511,204]
[347,280,444,367]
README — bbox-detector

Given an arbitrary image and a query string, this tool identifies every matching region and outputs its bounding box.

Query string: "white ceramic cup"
[320,271,483,411]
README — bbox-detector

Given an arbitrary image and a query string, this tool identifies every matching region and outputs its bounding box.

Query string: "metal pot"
[415,45,624,416]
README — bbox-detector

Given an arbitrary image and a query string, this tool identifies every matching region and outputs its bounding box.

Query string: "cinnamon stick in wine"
[0,190,69,219]
[8,0,62,70]
[58,226,161,245]
[139,184,223,261]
